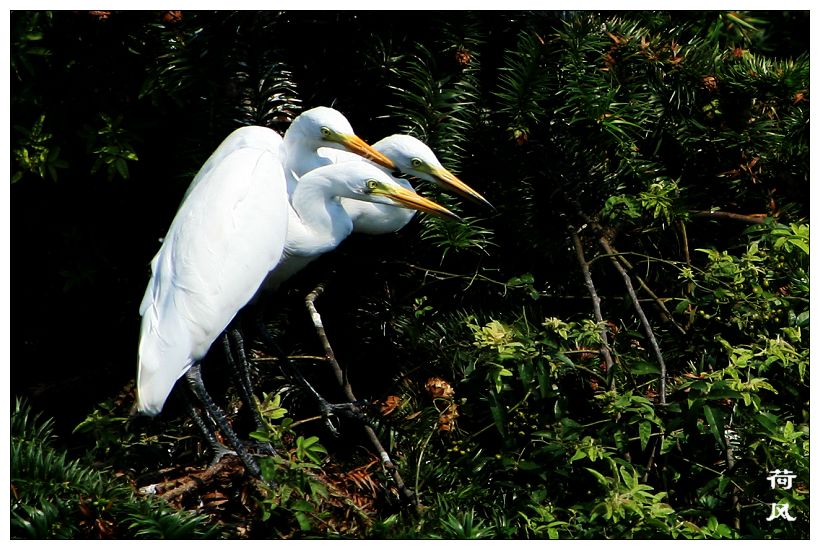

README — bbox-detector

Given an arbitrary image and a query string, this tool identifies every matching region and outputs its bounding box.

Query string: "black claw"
[208,443,237,467]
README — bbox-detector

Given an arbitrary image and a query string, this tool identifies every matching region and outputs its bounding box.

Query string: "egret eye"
[320,127,332,138]
[410,158,424,168]
[366,179,379,192]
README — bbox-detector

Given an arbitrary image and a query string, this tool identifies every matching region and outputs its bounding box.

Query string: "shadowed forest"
[10,11,809,539]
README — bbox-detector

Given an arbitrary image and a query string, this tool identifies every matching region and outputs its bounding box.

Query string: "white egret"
[136,125,288,417]
[264,161,460,288]
[281,106,395,193]
[135,121,455,475]
[138,107,398,417]
[136,106,470,475]
[319,134,492,235]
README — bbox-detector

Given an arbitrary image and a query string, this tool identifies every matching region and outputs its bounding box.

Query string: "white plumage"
[136,110,456,417]
[137,126,288,415]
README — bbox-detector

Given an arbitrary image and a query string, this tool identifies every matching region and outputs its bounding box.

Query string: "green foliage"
[10,11,53,80]
[494,30,552,144]
[359,11,808,539]
[250,392,357,537]
[87,113,140,181]
[11,399,220,539]
[12,114,68,183]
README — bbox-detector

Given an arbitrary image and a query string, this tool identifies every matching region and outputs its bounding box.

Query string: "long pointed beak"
[431,167,494,209]
[378,183,461,222]
[341,135,396,171]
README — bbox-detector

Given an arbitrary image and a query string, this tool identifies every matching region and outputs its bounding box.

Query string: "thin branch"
[677,219,697,331]
[305,284,352,394]
[400,261,509,289]
[253,355,330,363]
[691,210,769,224]
[726,436,741,530]
[564,194,686,336]
[598,236,668,405]
[563,195,669,403]
[570,228,616,390]
[305,283,417,507]
[642,435,659,484]
[604,242,687,336]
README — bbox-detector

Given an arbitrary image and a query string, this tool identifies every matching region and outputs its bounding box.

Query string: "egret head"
[374,134,493,209]
[315,162,460,222]
[289,107,395,171]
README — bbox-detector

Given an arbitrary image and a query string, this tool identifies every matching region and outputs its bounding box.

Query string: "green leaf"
[631,361,661,375]
[791,239,809,255]
[585,467,610,488]
[114,158,129,180]
[619,465,637,489]
[294,511,312,531]
[289,500,315,513]
[639,421,652,451]
[702,404,726,449]
[569,448,586,463]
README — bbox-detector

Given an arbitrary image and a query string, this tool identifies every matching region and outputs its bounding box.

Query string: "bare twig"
[564,194,685,337]
[305,284,348,391]
[604,242,687,336]
[253,355,329,363]
[642,436,658,483]
[305,283,418,507]
[677,219,692,270]
[569,228,616,390]
[562,195,669,402]
[400,262,510,289]
[691,210,768,224]
[677,219,697,331]
[598,237,668,405]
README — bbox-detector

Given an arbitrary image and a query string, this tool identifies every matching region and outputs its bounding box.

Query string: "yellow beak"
[431,166,494,209]
[341,134,397,171]
[375,182,461,222]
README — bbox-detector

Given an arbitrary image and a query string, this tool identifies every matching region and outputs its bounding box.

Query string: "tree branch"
[305,283,417,507]
[598,236,668,405]
[569,227,616,390]
[677,219,697,331]
[690,210,769,224]
[603,242,687,337]
[154,455,237,501]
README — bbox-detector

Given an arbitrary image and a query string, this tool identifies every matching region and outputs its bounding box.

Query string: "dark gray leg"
[184,364,261,477]
[222,328,275,454]
[182,388,235,464]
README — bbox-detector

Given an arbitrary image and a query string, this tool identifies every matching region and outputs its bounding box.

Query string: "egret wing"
[137,128,288,415]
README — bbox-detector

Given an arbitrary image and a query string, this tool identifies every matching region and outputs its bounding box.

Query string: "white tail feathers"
[136,296,195,416]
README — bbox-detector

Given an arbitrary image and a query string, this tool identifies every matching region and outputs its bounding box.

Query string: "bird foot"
[245,439,277,457]
[316,398,370,436]
[207,443,236,466]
